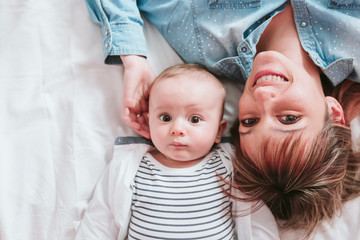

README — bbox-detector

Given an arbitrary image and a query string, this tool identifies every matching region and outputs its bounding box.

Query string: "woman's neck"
[257,4,302,58]
[257,4,322,85]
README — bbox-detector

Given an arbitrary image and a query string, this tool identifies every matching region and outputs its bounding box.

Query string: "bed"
[0,0,359,239]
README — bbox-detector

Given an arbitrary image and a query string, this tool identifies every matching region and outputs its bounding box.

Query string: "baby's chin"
[153,150,205,168]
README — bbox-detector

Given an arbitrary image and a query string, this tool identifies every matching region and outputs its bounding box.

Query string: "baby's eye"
[160,114,172,122]
[189,116,201,124]
[240,118,258,127]
[279,115,300,125]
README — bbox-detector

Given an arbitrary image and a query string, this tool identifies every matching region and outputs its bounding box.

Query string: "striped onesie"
[128,147,235,239]
[75,137,280,240]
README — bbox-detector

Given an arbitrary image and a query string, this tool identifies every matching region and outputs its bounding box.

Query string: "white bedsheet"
[0,0,358,239]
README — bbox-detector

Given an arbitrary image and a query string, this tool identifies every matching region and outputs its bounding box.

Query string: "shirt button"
[105,43,109,48]
[105,30,109,36]
[316,58,321,64]
[300,22,307,28]
[241,47,248,53]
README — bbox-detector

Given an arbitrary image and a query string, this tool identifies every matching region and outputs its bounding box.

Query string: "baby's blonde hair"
[149,63,226,117]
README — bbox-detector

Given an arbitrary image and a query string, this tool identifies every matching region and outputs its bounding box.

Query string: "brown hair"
[230,80,360,238]
[331,80,360,125]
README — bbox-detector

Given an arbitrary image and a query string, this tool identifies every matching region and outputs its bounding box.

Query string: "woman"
[231,78,360,239]
[228,4,360,238]
[85,0,360,238]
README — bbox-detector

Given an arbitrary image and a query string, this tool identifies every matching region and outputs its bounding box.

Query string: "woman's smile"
[253,70,289,87]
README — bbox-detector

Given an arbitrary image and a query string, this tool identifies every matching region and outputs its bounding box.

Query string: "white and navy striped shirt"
[128,148,235,239]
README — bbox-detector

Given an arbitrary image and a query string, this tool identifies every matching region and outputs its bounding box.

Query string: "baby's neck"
[150,149,204,168]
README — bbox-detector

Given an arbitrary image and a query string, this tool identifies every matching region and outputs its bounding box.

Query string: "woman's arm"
[85,0,154,137]
[75,163,119,240]
[121,55,154,139]
[85,0,147,63]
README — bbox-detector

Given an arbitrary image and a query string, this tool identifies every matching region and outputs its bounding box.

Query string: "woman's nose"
[254,87,276,102]
[253,87,277,112]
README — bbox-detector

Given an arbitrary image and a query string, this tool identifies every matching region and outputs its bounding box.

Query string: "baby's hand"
[121,55,155,139]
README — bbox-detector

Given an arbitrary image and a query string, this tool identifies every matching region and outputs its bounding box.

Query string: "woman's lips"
[253,70,288,87]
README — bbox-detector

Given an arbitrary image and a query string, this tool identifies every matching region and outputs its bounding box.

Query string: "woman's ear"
[325,96,345,125]
[215,120,227,143]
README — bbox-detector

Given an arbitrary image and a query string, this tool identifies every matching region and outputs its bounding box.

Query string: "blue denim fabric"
[85,0,360,86]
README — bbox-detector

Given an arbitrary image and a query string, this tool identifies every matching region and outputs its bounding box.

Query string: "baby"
[75,64,279,240]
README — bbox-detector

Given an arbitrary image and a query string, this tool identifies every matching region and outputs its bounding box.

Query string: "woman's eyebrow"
[239,130,251,136]
[239,126,306,136]
[272,126,307,133]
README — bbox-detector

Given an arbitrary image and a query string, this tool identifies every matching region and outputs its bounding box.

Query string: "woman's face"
[238,51,327,157]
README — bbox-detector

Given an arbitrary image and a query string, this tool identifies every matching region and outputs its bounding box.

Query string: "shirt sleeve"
[249,202,280,240]
[75,138,153,240]
[218,142,280,239]
[85,0,148,64]
[232,190,280,240]
[74,161,120,240]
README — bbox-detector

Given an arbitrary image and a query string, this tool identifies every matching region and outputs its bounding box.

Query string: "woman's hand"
[121,55,155,139]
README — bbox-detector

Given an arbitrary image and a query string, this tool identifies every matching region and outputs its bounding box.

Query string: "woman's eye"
[240,118,258,127]
[279,115,300,124]
[160,114,172,122]
[189,116,201,124]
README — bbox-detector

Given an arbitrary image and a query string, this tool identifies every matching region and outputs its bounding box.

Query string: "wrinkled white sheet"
[0,0,358,239]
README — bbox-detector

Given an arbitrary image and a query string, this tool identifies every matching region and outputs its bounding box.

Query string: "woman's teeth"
[256,75,288,84]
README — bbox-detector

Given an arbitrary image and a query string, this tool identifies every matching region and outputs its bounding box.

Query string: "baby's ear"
[144,112,151,140]
[325,96,345,125]
[215,120,227,143]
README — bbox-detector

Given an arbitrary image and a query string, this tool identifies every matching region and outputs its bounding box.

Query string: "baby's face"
[148,74,225,167]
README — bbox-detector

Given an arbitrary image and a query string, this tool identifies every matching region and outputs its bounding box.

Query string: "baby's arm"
[85,0,155,138]
[218,143,280,239]
[75,138,151,239]
[75,163,119,240]
[232,189,280,240]
[249,203,280,240]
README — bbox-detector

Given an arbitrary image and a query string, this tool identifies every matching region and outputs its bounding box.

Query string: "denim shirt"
[85,0,360,86]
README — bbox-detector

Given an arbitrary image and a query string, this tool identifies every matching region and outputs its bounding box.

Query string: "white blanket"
[0,0,358,239]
